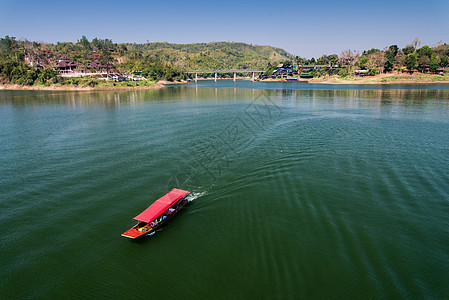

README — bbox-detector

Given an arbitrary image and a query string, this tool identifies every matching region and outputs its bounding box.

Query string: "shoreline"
[266,73,449,85]
[0,82,166,91]
[171,73,449,85]
[2,74,449,90]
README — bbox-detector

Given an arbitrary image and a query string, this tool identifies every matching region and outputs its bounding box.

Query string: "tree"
[32,41,41,52]
[402,45,415,55]
[367,68,379,76]
[429,54,439,73]
[282,60,292,68]
[440,55,448,67]
[365,51,386,73]
[305,57,316,65]
[388,45,399,57]
[0,35,17,52]
[339,49,358,65]
[317,55,327,65]
[317,54,338,65]
[263,62,276,76]
[433,43,449,57]
[358,56,368,69]
[417,46,433,70]
[327,54,339,65]
[100,49,114,78]
[295,56,306,65]
[0,56,19,83]
[384,59,394,72]
[78,35,90,50]
[92,37,101,50]
[0,36,21,62]
[396,52,406,69]
[418,56,430,70]
[412,37,421,49]
[417,46,433,60]
[38,68,60,84]
[384,45,398,72]
[363,48,380,56]
[404,54,417,72]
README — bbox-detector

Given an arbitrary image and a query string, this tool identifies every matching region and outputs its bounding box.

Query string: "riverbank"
[179,73,449,85]
[311,73,449,84]
[0,81,167,91]
[263,73,449,84]
[3,73,449,90]
[2,86,449,300]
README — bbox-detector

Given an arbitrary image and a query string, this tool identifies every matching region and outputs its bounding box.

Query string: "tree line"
[1,35,447,86]
[289,38,448,77]
[0,36,297,86]
[0,35,187,86]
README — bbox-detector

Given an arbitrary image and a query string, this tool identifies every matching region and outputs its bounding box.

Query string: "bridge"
[185,70,265,82]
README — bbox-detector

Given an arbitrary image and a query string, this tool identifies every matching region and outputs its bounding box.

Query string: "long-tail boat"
[121,188,190,239]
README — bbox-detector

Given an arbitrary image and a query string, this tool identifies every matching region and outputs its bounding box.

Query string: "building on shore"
[54,57,77,73]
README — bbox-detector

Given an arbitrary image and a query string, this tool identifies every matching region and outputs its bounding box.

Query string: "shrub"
[87,79,97,87]
[338,68,349,77]
[38,68,59,84]
[68,78,80,86]
[51,76,61,85]
[326,68,339,75]
[309,69,319,78]
[368,68,379,76]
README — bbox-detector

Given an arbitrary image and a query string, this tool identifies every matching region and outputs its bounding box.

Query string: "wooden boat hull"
[121,193,189,239]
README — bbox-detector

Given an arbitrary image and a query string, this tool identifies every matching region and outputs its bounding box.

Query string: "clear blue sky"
[1,0,448,58]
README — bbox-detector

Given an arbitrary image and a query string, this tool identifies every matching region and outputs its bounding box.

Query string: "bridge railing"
[185,70,264,73]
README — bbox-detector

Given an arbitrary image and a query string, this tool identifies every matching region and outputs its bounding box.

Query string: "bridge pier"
[186,70,264,82]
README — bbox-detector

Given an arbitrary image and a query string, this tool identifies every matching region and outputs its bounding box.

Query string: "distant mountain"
[122,41,293,70]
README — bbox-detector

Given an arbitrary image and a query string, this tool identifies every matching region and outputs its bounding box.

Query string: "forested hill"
[122,42,293,70]
[1,36,295,85]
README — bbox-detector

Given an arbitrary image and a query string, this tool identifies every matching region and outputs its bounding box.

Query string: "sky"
[1,0,448,58]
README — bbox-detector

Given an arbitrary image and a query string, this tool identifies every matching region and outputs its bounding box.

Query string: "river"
[1,80,448,298]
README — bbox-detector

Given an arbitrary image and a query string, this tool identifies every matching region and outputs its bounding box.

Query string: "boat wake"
[186,191,206,202]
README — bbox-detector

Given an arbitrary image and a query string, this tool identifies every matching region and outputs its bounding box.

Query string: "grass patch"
[59,77,158,88]
[374,74,449,83]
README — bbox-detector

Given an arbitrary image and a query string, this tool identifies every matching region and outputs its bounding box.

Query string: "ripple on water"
[1,88,449,298]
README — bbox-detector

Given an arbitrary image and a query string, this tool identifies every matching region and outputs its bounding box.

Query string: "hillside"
[0,36,294,87]
[3,35,446,89]
[122,42,293,70]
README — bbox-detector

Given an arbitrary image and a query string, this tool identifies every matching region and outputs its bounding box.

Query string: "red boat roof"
[133,188,190,223]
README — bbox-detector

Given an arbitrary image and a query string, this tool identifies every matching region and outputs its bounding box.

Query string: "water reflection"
[1,86,449,111]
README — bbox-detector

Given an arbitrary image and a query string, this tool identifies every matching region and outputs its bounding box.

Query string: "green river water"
[1,80,449,299]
